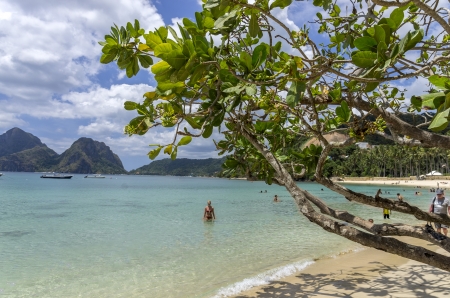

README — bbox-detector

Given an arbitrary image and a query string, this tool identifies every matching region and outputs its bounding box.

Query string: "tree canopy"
[100,0,450,271]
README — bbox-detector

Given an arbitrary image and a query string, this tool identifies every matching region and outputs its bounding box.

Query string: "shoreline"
[337,178,449,190]
[231,238,450,298]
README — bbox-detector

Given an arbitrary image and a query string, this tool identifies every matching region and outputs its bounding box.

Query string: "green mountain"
[56,137,126,174]
[0,127,48,157]
[0,128,126,174]
[129,157,227,176]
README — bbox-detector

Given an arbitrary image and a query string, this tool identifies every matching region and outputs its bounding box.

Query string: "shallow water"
[0,173,430,297]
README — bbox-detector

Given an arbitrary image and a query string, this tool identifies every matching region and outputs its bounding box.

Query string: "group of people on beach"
[375,189,450,236]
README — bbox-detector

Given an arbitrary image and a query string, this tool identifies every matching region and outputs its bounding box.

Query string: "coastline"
[231,238,450,298]
[337,177,449,190]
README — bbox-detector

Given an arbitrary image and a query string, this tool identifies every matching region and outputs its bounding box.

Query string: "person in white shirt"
[429,189,450,235]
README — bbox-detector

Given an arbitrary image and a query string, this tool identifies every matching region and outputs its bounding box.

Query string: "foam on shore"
[211,260,314,298]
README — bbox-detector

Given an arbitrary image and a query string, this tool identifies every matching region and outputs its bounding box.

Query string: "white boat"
[41,173,73,179]
[0,173,2,176]
[84,174,105,178]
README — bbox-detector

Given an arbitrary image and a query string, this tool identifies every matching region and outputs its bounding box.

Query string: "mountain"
[56,138,126,174]
[0,146,59,172]
[0,127,47,157]
[0,128,126,174]
[129,157,226,176]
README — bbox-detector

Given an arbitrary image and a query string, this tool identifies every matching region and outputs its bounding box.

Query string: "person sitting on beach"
[203,200,216,221]
[397,193,404,201]
[273,195,278,202]
[429,189,450,236]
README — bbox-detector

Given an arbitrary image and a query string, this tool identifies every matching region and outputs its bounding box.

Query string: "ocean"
[0,173,430,297]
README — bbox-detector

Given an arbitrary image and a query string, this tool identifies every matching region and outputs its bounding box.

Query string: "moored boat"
[40,173,73,179]
[84,174,105,178]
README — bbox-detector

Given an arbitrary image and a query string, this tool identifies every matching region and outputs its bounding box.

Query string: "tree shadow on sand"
[234,262,450,297]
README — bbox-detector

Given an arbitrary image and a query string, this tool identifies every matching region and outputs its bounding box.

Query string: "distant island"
[0,127,126,174]
[129,157,226,177]
[0,127,227,176]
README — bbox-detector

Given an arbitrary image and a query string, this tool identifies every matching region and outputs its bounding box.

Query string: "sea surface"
[0,173,431,297]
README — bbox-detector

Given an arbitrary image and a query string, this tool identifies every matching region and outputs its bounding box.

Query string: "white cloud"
[0,0,164,102]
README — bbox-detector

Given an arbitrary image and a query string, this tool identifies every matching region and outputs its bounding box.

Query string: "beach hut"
[426,171,443,176]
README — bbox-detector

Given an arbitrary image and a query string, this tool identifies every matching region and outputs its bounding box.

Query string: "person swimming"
[203,200,216,221]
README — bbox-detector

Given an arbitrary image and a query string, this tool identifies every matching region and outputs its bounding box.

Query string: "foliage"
[129,157,227,176]
[101,0,450,271]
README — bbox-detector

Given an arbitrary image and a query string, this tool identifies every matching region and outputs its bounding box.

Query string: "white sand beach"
[233,238,450,298]
[338,177,450,190]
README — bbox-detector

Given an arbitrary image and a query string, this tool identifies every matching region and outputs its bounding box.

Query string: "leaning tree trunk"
[239,127,450,272]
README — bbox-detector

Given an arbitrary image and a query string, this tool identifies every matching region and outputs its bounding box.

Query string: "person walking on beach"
[429,189,450,235]
[383,208,391,219]
[203,200,215,221]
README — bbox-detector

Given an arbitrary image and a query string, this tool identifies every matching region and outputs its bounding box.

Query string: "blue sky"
[0,0,206,170]
[0,0,437,171]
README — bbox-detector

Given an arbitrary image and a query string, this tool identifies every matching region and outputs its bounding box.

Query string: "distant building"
[355,142,372,149]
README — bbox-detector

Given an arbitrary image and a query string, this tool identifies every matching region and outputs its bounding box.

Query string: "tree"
[99,0,450,271]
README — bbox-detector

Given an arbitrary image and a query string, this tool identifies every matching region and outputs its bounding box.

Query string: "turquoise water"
[0,173,430,297]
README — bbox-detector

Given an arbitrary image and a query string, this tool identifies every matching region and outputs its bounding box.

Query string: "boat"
[0,173,2,176]
[84,174,105,178]
[40,173,73,179]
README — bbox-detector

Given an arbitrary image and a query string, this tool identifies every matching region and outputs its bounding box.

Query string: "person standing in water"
[273,195,278,202]
[383,208,391,219]
[203,200,216,221]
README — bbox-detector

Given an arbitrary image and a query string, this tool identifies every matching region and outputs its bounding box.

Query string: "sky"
[0,0,444,171]
[0,0,311,171]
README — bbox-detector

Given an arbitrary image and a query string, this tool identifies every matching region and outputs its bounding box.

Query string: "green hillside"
[129,157,227,176]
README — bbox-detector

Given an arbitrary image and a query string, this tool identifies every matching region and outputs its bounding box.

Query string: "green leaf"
[245,84,257,96]
[240,51,253,71]
[249,13,260,38]
[374,25,385,44]
[351,51,377,68]
[286,81,306,107]
[144,32,163,49]
[178,136,192,146]
[195,12,203,29]
[354,36,377,51]
[124,101,138,110]
[165,50,188,69]
[202,125,213,138]
[404,29,424,51]
[156,26,168,41]
[252,43,268,69]
[255,121,274,133]
[390,8,404,29]
[214,9,237,29]
[184,116,202,129]
[154,43,173,58]
[270,0,293,10]
[148,147,162,160]
[336,101,351,121]
[151,60,171,75]
[429,108,450,131]
[203,17,215,29]
[420,92,445,109]
[398,31,411,54]
[170,147,178,160]
[429,75,450,89]
[100,52,117,64]
[138,55,153,68]
[204,0,220,9]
